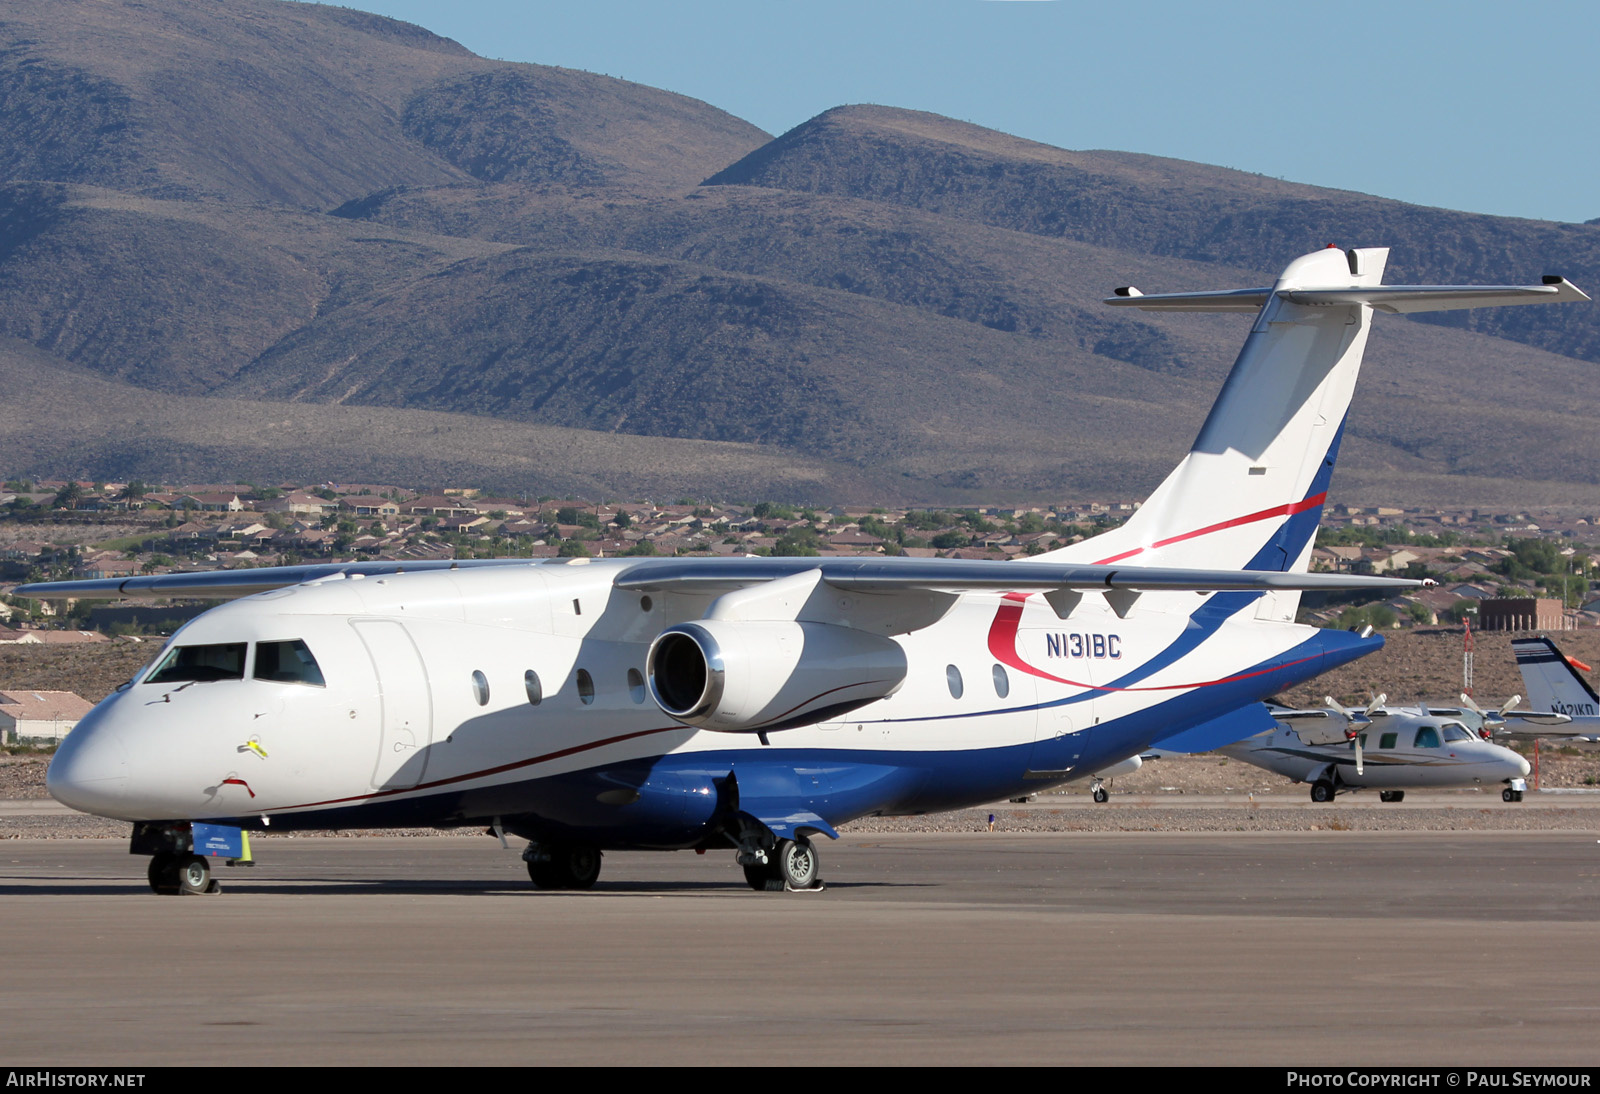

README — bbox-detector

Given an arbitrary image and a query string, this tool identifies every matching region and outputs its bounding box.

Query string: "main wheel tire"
[527,844,603,890]
[1380,790,1405,803]
[776,838,819,890]
[175,854,211,895]
[147,852,179,895]
[743,860,781,891]
[562,845,602,890]
[1310,781,1335,803]
[1092,786,1109,803]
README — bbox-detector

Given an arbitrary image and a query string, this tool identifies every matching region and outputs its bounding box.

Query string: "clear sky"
[349,0,1599,225]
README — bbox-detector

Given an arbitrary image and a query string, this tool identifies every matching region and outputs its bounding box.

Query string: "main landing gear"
[742,837,821,892]
[1309,780,1337,803]
[147,852,221,895]
[1379,791,1405,803]
[1091,779,1110,804]
[523,841,603,890]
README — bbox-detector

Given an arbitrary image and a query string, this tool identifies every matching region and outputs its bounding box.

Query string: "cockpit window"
[146,643,248,684]
[254,640,326,686]
[1442,723,1474,743]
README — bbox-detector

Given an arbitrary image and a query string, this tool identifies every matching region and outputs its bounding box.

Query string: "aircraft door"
[1028,702,1098,779]
[353,620,434,790]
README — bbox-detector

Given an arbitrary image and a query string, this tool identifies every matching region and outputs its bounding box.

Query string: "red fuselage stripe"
[1090,492,1327,565]
[995,490,1329,690]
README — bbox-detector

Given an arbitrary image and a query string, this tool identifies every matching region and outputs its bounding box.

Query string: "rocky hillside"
[0,0,1596,506]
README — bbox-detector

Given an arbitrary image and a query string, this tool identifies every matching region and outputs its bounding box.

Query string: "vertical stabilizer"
[1041,248,1587,621]
[1044,246,1386,584]
[1513,637,1600,717]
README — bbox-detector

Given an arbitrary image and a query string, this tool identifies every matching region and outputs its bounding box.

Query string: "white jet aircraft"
[25,246,1586,894]
[1218,701,1532,802]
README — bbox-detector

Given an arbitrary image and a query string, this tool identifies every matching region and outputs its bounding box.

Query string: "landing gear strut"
[524,842,602,890]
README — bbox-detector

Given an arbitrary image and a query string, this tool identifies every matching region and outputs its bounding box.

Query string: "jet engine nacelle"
[646,620,908,733]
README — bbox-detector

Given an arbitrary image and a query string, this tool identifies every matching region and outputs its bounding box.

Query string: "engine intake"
[646,620,907,733]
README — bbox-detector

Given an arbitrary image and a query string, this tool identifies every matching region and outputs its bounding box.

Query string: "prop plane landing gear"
[1091,779,1110,804]
[523,842,602,890]
[1379,790,1405,803]
[1310,780,1336,802]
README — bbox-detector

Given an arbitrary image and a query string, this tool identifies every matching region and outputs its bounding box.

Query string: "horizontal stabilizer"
[1106,277,1588,314]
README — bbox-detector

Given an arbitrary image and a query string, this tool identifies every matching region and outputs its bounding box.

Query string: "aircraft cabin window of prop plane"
[992,664,1010,698]
[524,670,543,706]
[1415,726,1442,748]
[253,640,325,686]
[946,665,964,699]
[472,670,490,706]
[576,669,595,705]
[147,643,247,684]
[1380,733,1398,749]
[627,669,647,704]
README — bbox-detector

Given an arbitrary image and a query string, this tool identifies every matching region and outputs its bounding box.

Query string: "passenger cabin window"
[253,640,326,687]
[992,664,1010,699]
[525,670,543,706]
[946,665,964,699]
[1379,732,1398,750]
[147,643,247,684]
[472,670,490,707]
[1414,726,1442,749]
[627,668,646,704]
[576,669,595,706]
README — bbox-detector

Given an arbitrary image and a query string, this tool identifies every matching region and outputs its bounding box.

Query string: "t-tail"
[1039,246,1587,619]
[1513,637,1600,718]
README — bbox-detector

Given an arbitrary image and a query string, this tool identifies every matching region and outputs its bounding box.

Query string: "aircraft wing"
[16,554,1418,604]
[14,558,538,600]
[612,556,1417,596]
[1495,712,1582,740]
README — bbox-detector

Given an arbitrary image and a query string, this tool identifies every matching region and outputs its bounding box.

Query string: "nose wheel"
[1091,779,1109,804]
[147,852,220,895]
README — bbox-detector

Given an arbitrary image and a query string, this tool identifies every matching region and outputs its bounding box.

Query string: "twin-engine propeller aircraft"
[24,247,1586,894]
[1218,699,1533,802]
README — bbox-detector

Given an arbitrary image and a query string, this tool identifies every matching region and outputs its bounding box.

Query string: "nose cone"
[47,708,131,817]
[1516,753,1532,778]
